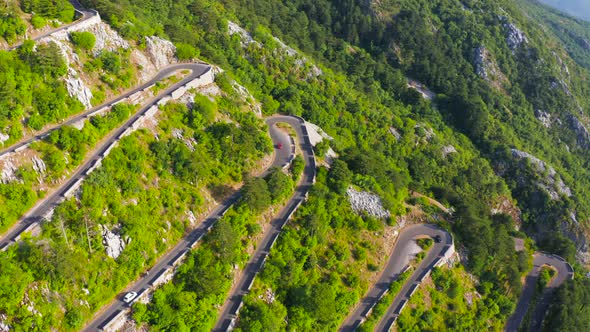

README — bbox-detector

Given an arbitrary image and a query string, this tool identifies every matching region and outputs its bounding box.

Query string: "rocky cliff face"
[145,36,176,69]
[100,224,129,259]
[567,113,590,150]
[502,19,528,51]
[510,149,572,200]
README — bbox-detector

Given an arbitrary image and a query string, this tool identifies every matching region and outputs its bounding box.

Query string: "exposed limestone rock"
[145,36,176,69]
[347,187,391,220]
[325,147,338,167]
[185,210,197,226]
[511,149,572,200]
[273,37,297,57]
[535,109,552,128]
[0,314,9,332]
[560,218,588,254]
[407,79,435,100]
[502,20,527,51]
[442,145,457,158]
[389,127,401,140]
[31,156,46,175]
[83,21,129,54]
[100,224,129,259]
[259,288,276,304]
[231,80,262,115]
[567,114,590,149]
[38,37,93,108]
[65,67,93,109]
[172,128,196,152]
[0,156,17,184]
[130,49,157,82]
[415,123,435,143]
[0,132,8,145]
[272,36,322,77]
[305,121,333,146]
[228,21,259,46]
[474,46,493,80]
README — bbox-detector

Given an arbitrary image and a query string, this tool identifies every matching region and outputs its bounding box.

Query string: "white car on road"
[123,292,138,304]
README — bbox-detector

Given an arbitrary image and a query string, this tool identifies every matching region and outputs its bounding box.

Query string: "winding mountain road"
[505,252,574,331]
[213,116,316,331]
[82,115,313,331]
[340,224,453,332]
[7,0,98,50]
[0,63,211,250]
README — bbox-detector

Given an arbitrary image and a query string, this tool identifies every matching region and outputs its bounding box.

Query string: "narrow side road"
[83,115,313,331]
[0,63,211,250]
[0,63,206,158]
[340,224,453,332]
[213,115,316,332]
[7,0,98,50]
[504,253,574,332]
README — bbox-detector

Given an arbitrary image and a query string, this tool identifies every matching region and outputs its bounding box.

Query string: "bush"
[70,31,96,50]
[290,155,304,181]
[30,15,46,29]
[175,43,199,60]
[416,238,433,250]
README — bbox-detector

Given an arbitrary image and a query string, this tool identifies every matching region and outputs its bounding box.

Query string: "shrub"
[31,15,46,29]
[175,43,199,60]
[70,31,96,50]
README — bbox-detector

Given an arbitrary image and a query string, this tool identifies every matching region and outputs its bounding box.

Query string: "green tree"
[242,176,271,212]
[328,159,352,194]
[175,43,199,60]
[266,167,293,203]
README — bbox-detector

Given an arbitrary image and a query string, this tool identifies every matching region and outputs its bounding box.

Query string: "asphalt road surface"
[0,63,211,250]
[340,224,452,332]
[7,0,97,50]
[504,253,574,332]
[213,116,316,332]
[83,115,311,331]
[0,63,208,158]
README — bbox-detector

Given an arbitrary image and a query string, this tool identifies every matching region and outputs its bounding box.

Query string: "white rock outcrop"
[84,21,129,54]
[0,132,8,145]
[100,225,129,259]
[172,128,196,152]
[535,110,552,128]
[503,21,527,51]
[38,36,93,108]
[145,36,176,69]
[0,314,9,332]
[31,156,46,175]
[347,187,391,219]
[511,149,572,199]
[442,145,457,158]
[231,80,261,115]
[228,21,258,46]
[568,114,590,150]
[65,67,93,109]
[407,79,435,100]
[0,156,17,184]
[389,127,401,141]
[473,46,502,82]
[305,121,333,146]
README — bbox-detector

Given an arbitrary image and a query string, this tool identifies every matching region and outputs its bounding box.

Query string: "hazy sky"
[539,0,590,22]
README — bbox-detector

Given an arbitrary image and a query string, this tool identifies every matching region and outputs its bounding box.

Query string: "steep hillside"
[200,0,590,262]
[0,0,589,330]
